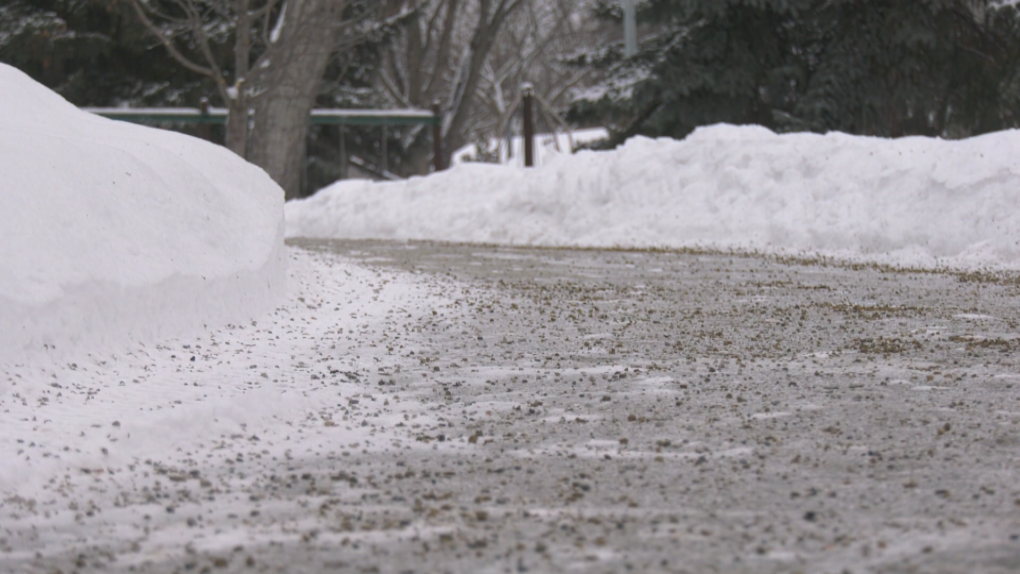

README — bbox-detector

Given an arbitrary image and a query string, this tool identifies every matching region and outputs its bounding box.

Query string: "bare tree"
[130,0,283,156]
[130,0,402,198]
[471,0,612,152]
[476,0,608,135]
[245,0,344,197]
[377,0,524,169]
[378,0,610,170]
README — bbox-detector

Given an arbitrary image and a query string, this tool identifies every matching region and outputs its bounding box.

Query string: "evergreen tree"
[0,0,210,107]
[792,0,1007,137]
[569,0,1018,145]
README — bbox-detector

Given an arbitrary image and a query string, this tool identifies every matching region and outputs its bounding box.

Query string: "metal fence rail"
[83,107,440,126]
[84,102,445,174]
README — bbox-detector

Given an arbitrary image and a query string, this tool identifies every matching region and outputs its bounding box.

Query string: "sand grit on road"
[2,240,1019,574]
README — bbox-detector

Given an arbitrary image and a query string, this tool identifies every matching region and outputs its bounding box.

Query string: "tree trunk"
[248,0,341,199]
[225,0,251,158]
[440,0,521,167]
[225,94,249,157]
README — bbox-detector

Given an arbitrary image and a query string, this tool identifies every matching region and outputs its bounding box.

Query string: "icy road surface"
[3,240,1020,574]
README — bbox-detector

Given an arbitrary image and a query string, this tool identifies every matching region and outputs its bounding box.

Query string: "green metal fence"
[84,107,440,126]
[84,102,445,175]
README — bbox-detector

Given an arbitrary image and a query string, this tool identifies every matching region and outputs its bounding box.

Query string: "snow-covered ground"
[0,64,285,366]
[0,245,456,540]
[290,124,1020,272]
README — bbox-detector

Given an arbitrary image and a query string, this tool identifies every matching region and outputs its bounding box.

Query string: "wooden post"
[522,83,535,168]
[432,100,444,172]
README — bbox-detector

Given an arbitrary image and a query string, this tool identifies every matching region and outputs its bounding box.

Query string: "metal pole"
[432,100,444,173]
[522,83,535,168]
[623,0,637,57]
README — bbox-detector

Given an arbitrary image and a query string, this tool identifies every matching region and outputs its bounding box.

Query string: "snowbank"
[0,64,286,364]
[287,124,1020,271]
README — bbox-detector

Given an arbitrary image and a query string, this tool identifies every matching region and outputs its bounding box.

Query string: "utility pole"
[623,0,637,58]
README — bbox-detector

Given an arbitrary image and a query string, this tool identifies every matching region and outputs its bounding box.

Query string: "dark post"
[381,124,388,174]
[198,97,211,142]
[432,100,444,173]
[522,83,535,168]
[338,125,347,180]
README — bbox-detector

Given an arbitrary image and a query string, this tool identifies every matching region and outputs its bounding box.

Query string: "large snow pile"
[0,64,286,365]
[288,124,1020,271]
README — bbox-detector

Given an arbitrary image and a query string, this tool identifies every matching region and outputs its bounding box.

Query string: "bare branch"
[541,78,585,117]
[378,67,413,107]
[258,0,282,46]
[128,0,218,81]
[420,0,447,57]
[423,0,461,99]
[179,0,228,89]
